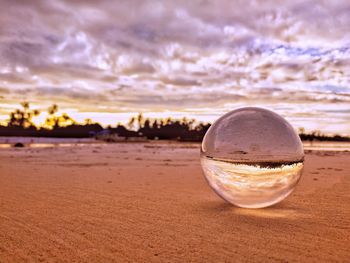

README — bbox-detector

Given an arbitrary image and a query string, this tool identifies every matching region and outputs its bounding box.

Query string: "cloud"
[0,0,349,134]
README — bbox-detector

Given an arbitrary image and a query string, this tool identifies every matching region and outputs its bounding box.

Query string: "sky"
[0,0,349,135]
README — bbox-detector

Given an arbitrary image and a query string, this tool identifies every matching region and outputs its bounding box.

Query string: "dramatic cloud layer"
[0,0,349,134]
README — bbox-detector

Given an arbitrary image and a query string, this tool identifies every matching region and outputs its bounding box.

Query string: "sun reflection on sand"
[233,207,301,219]
[200,200,303,219]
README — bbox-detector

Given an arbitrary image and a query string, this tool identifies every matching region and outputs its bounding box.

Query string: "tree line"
[0,102,210,140]
[0,102,349,142]
[1,102,102,138]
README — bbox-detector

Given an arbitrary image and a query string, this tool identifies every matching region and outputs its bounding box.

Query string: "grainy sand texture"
[0,142,349,262]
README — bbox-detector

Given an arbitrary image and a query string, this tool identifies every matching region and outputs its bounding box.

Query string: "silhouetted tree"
[85,118,93,125]
[8,102,39,128]
[44,104,76,129]
[128,116,136,129]
[1,102,350,141]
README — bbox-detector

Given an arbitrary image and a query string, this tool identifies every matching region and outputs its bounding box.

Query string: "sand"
[0,141,349,262]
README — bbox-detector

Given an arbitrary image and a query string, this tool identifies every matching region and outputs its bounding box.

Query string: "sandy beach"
[0,141,349,262]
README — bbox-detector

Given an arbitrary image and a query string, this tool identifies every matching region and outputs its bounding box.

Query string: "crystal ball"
[200,107,304,208]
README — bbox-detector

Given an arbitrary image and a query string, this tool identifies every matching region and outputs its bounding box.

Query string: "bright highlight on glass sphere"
[200,107,304,208]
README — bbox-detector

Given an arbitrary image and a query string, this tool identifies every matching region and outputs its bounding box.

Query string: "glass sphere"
[201,107,304,208]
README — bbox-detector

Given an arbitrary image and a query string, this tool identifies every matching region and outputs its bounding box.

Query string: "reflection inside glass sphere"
[200,107,304,208]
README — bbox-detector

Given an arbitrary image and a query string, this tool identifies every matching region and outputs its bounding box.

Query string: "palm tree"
[8,102,39,128]
[44,104,76,129]
[128,116,136,129]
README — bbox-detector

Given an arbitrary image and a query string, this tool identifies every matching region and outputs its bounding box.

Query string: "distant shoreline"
[2,103,349,143]
[0,134,349,142]
[0,136,349,152]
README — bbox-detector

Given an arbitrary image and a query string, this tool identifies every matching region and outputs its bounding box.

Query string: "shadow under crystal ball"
[200,107,304,208]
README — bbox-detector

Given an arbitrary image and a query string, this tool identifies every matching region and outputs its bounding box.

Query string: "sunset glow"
[0,0,349,134]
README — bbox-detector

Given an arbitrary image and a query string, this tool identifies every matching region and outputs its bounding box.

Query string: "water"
[201,156,303,208]
[201,107,304,208]
[303,141,350,152]
[0,143,97,149]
